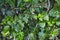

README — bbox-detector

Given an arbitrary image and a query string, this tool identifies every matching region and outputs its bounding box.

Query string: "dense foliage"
[0,0,60,40]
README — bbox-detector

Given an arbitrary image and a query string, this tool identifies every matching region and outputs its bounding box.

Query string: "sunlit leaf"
[23,0,31,2]
[44,15,49,21]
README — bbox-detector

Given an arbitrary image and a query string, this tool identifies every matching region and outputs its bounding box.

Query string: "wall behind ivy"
[0,0,60,40]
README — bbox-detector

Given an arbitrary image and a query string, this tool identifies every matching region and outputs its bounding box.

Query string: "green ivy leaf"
[6,10,13,16]
[44,15,49,21]
[50,29,59,37]
[47,21,53,26]
[16,32,24,40]
[33,14,37,19]
[23,0,31,2]
[0,0,4,5]
[8,0,14,7]
[49,9,59,17]
[56,0,60,4]
[17,0,22,6]
[3,26,10,32]
[23,17,28,23]
[38,22,45,28]
[2,26,10,37]
[14,24,20,32]
[56,21,60,26]
[38,32,45,40]
[2,31,10,37]
[28,33,35,40]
